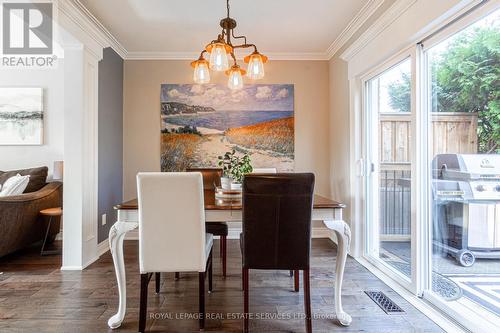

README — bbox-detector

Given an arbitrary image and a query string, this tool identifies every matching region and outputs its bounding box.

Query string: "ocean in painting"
[163,110,293,131]
[160,84,295,172]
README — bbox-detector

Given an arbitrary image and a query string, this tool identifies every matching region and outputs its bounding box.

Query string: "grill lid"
[433,154,500,201]
[435,154,500,181]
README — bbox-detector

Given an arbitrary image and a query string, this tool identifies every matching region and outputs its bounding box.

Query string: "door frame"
[360,46,419,294]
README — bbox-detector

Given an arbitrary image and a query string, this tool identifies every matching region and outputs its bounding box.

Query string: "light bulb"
[246,54,265,79]
[227,65,245,90]
[193,60,210,84]
[208,43,230,71]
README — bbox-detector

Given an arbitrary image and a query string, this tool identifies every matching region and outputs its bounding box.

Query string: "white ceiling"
[79,0,372,57]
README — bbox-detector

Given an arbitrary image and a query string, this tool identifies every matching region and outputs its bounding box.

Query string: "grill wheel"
[456,249,475,267]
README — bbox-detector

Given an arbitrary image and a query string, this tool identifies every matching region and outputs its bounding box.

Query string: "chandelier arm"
[231,30,247,45]
[230,51,237,66]
[233,43,258,53]
[198,50,207,59]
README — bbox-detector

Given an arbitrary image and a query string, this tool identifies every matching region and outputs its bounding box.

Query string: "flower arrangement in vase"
[217,149,253,190]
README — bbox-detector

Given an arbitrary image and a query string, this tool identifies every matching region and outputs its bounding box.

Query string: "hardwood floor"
[0,239,443,332]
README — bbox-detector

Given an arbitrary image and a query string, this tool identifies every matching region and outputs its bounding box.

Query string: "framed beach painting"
[160,84,294,172]
[0,87,44,145]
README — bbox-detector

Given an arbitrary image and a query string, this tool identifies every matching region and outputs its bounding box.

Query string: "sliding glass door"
[362,3,499,330]
[422,8,500,329]
[365,54,416,289]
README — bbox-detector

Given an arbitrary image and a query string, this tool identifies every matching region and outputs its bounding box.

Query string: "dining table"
[107,190,352,329]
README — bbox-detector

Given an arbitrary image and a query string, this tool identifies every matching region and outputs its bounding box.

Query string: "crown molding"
[64,0,404,62]
[64,0,329,61]
[340,0,417,61]
[125,52,199,60]
[261,52,329,61]
[326,0,384,59]
[59,0,127,59]
[125,51,330,61]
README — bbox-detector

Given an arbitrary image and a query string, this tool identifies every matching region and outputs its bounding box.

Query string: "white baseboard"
[97,239,110,256]
[61,240,110,271]
[60,265,83,270]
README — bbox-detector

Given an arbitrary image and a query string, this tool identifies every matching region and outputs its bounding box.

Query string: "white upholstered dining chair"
[136,172,213,332]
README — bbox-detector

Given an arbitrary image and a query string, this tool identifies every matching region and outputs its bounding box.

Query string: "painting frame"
[160,83,295,172]
[0,87,44,146]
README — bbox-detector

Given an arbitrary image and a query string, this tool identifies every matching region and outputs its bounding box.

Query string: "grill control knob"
[476,185,485,192]
[495,185,500,192]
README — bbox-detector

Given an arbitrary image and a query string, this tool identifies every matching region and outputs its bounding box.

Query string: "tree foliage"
[387,24,500,153]
[388,72,411,113]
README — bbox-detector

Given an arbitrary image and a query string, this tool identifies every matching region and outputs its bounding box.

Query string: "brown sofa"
[0,167,62,257]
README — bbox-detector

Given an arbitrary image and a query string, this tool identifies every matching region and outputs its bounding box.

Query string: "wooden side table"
[39,207,62,256]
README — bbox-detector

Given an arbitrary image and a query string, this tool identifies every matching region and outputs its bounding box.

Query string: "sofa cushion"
[0,174,30,197]
[0,166,48,193]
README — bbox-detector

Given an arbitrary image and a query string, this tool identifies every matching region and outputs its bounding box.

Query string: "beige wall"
[327,0,396,224]
[328,57,351,221]
[123,60,331,200]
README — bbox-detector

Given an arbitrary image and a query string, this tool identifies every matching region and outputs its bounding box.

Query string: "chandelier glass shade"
[244,52,268,80]
[191,58,210,84]
[192,0,267,89]
[226,65,246,90]
[206,42,232,71]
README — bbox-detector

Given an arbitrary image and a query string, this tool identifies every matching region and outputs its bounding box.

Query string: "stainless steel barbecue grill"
[432,154,500,267]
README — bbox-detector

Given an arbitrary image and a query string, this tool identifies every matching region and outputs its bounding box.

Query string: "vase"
[230,182,242,190]
[221,177,232,190]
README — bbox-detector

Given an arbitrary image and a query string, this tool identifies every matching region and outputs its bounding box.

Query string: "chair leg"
[294,270,300,292]
[155,272,160,294]
[208,250,213,293]
[139,273,150,333]
[222,235,227,278]
[198,272,205,330]
[175,272,180,280]
[243,268,249,333]
[303,269,312,333]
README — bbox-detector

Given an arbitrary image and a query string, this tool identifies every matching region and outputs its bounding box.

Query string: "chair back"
[242,173,315,270]
[136,172,207,273]
[186,168,222,190]
[252,168,277,174]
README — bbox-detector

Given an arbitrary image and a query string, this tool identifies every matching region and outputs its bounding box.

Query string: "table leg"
[323,220,352,326]
[107,221,138,329]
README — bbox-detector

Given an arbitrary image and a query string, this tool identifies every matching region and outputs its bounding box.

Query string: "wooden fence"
[378,112,478,237]
[380,112,478,165]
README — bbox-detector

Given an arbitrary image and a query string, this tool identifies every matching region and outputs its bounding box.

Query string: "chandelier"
[191,0,268,90]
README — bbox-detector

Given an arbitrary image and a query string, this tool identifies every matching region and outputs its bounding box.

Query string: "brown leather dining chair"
[241,173,315,333]
[187,167,228,278]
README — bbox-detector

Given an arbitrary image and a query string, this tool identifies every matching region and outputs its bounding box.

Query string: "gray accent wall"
[98,47,124,243]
